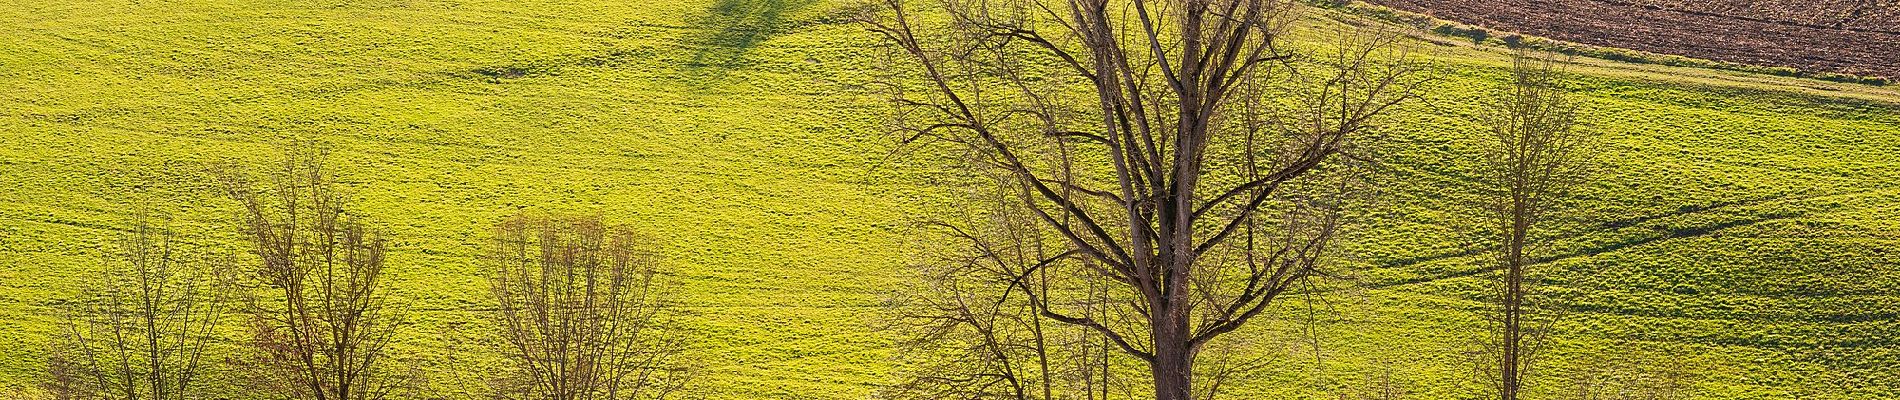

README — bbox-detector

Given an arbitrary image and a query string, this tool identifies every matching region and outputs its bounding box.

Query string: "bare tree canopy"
[220,148,413,400]
[863,0,1431,398]
[487,214,688,400]
[1476,50,1592,400]
[45,213,229,400]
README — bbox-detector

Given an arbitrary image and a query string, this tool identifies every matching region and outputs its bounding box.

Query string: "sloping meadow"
[0,0,1895,399]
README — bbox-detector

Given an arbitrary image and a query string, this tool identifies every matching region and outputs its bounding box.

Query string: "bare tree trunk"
[1150,316,1193,400]
[1501,209,1527,400]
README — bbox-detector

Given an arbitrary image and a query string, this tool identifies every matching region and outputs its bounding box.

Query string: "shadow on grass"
[686,0,817,74]
[1364,197,1832,290]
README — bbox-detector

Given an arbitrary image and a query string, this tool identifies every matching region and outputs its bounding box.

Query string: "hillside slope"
[1,0,1895,399]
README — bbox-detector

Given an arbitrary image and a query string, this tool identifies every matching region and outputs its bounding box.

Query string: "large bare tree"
[487,214,688,400]
[1477,50,1591,400]
[864,0,1429,398]
[220,148,412,400]
[44,214,229,400]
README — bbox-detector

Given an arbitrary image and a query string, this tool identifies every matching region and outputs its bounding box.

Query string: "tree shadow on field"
[1361,188,1864,289]
[685,0,817,76]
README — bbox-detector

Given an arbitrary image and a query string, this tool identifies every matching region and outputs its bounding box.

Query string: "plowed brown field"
[1364,0,1900,79]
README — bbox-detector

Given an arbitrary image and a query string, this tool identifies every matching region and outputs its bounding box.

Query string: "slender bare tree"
[487,214,688,400]
[881,177,1123,400]
[1566,343,1696,400]
[863,1,1430,398]
[1336,366,1407,400]
[220,148,412,400]
[44,214,229,400]
[1476,50,1591,400]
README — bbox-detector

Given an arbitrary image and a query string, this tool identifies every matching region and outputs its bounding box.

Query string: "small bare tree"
[487,214,688,400]
[1336,367,1407,400]
[1567,344,1696,400]
[221,148,412,400]
[864,0,1430,398]
[881,179,1123,400]
[1477,50,1591,400]
[44,214,229,400]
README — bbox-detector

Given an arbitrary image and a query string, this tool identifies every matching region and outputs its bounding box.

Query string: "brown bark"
[1150,319,1192,400]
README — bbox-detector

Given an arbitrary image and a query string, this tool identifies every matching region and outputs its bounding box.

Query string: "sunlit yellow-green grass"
[1,0,1895,399]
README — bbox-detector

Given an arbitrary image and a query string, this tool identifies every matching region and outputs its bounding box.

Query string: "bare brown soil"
[1364,0,1900,79]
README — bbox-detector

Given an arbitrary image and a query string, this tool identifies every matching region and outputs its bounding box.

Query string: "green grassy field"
[1,0,1895,399]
